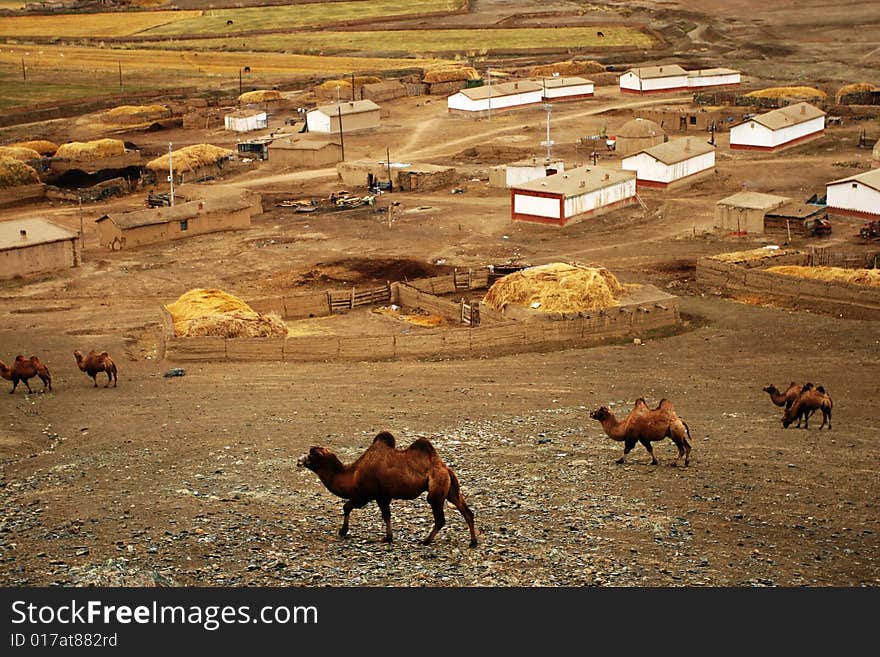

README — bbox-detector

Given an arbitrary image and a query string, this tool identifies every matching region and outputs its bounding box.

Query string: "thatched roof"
[835,82,876,103]
[745,86,826,100]
[55,139,126,160]
[238,89,283,104]
[145,144,234,173]
[529,60,605,77]
[106,104,167,118]
[423,66,480,83]
[0,156,40,188]
[316,76,382,91]
[0,146,41,161]
[8,140,57,156]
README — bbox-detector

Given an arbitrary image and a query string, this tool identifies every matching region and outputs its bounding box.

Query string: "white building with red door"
[619,65,689,95]
[826,169,880,220]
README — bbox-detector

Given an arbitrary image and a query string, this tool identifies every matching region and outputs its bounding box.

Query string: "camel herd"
[764,382,833,430]
[0,350,117,393]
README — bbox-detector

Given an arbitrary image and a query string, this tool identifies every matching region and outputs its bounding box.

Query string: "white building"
[619,65,689,95]
[510,166,637,226]
[489,158,565,188]
[730,102,825,152]
[306,100,381,134]
[538,76,595,102]
[621,138,716,190]
[826,169,880,220]
[447,80,543,116]
[687,68,741,89]
[224,109,268,132]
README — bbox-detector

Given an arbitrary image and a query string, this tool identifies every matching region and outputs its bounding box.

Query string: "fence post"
[350,287,355,309]
[326,290,333,314]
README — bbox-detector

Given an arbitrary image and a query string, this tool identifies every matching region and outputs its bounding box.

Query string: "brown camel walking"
[74,350,118,388]
[0,355,52,394]
[783,384,832,430]
[590,398,692,466]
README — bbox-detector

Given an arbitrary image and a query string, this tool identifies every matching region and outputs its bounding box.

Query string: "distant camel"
[298,431,478,547]
[0,355,52,394]
[783,383,832,430]
[590,398,692,466]
[73,350,118,388]
[763,382,811,428]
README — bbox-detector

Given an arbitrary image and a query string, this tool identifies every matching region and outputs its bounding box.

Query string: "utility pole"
[168,142,175,207]
[351,72,355,101]
[239,68,242,96]
[337,105,345,161]
[78,193,84,243]
[21,57,26,84]
[386,146,392,192]
[118,60,123,93]
[541,103,554,163]
[487,67,492,121]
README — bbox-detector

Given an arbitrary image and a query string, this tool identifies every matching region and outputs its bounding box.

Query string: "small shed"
[619,65,689,95]
[714,191,790,234]
[0,218,80,280]
[307,100,381,134]
[224,109,268,132]
[336,160,456,191]
[730,102,825,151]
[616,118,666,155]
[270,139,342,169]
[447,80,544,116]
[360,80,407,102]
[826,168,880,220]
[621,138,716,189]
[489,158,565,188]
[95,193,259,251]
[687,68,741,89]
[237,138,272,161]
[510,165,637,226]
[538,76,595,102]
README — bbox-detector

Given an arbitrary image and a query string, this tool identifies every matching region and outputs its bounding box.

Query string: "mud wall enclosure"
[161,271,680,362]
[697,251,880,320]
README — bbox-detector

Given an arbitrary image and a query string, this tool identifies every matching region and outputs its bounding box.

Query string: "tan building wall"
[98,207,253,250]
[715,205,767,233]
[0,184,46,208]
[270,145,342,169]
[0,238,80,280]
[329,109,380,133]
[616,134,665,156]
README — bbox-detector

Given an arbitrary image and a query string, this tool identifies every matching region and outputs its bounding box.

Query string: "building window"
[179,220,188,231]
[851,183,858,189]
[689,115,697,125]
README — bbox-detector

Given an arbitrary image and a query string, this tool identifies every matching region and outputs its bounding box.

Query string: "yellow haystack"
[745,86,827,100]
[106,104,167,118]
[165,288,288,338]
[835,82,876,103]
[9,140,58,156]
[710,248,799,263]
[238,89,283,104]
[146,144,234,173]
[373,306,445,327]
[55,138,126,160]
[316,76,383,92]
[0,157,40,188]
[483,263,624,313]
[0,146,41,161]
[529,60,605,77]
[423,66,480,83]
[766,266,880,288]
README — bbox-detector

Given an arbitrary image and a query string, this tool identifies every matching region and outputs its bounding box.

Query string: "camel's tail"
[682,419,693,449]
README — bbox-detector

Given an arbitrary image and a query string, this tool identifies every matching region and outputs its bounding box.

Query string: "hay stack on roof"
[835,82,876,104]
[709,247,800,263]
[238,89,283,104]
[483,263,624,312]
[0,157,40,188]
[423,66,480,83]
[55,138,126,160]
[9,140,57,156]
[529,60,605,77]
[146,144,234,174]
[165,288,287,338]
[745,86,827,100]
[766,266,880,288]
[317,76,383,92]
[106,104,167,119]
[0,146,41,161]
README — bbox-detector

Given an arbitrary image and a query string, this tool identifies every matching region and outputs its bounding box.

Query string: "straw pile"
[710,247,799,263]
[9,140,58,156]
[835,82,876,103]
[0,157,40,188]
[745,86,827,100]
[55,139,126,160]
[106,104,167,119]
[146,144,234,173]
[316,76,383,91]
[529,60,605,77]
[373,305,445,327]
[423,66,480,83]
[0,146,41,161]
[238,89,283,104]
[483,263,624,312]
[766,266,880,288]
[165,288,288,338]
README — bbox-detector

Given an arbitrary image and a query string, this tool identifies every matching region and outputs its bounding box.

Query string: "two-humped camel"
[590,398,692,466]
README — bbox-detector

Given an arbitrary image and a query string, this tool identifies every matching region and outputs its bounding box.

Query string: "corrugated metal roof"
[624,65,688,79]
[716,191,790,210]
[827,167,880,192]
[96,194,252,230]
[750,102,825,131]
[458,80,543,101]
[0,218,78,251]
[538,76,594,89]
[312,99,380,117]
[512,165,635,197]
[688,68,740,77]
[629,138,715,165]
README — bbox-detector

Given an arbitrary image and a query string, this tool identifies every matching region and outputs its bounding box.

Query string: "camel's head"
[590,406,612,422]
[297,446,336,472]
[73,350,83,362]
[14,355,27,363]
[762,385,776,394]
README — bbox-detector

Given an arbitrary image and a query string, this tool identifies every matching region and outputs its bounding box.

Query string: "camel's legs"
[376,497,393,543]
[617,438,637,464]
[339,499,368,538]
[105,370,112,388]
[9,377,18,394]
[820,407,831,430]
[421,493,447,546]
[639,439,658,465]
[447,473,478,548]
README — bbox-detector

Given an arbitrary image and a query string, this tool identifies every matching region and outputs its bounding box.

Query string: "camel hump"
[373,431,396,449]
[14,354,26,362]
[657,398,676,412]
[100,351,110,358]
[816,385,826,394]
[408,437,437,457]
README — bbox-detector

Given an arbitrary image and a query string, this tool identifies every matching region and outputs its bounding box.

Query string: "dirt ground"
[1,0,879,587]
